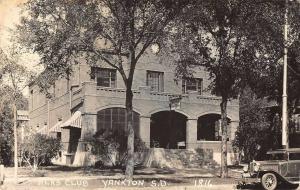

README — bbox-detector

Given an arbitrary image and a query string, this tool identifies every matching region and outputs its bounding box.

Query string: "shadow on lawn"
[134,168,176,175]
[43,165,179,177]
[42,165,83,172]
[42,165,123,176]
[81,168,123,176]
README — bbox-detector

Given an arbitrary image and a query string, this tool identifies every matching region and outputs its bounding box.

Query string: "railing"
[149,91,187,101]
[78,82,238,106]
[196,96,222,105]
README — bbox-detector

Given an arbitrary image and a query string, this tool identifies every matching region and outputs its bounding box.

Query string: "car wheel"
[261,173,278,190]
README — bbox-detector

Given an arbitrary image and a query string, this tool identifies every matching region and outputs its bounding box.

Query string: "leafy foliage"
[0,105,13,166]
[19,133,61,171]
[17,0,191,88]
[253,39,300,116]
[0,85,28,166]
[90,129,146,168]
[170,0,295,98]
[233,87,275,163]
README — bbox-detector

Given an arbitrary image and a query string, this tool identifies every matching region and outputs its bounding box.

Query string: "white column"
[229,121,239,141]
[140,116,151,147]
[81,113,97,140]
[186,119,198,149]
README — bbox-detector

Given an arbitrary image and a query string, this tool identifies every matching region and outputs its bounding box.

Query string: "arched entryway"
[150,111,187,149]
[197,114,231,141]
[97,107,140,134]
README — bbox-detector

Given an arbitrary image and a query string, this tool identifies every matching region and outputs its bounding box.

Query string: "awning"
[61,111,82,129]
[49,121,63,133]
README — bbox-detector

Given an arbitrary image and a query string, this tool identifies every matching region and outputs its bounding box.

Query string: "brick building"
[29,49,239,166]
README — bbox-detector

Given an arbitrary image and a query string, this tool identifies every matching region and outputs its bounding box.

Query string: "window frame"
[182,78,203,95]
[146,70,164,92]
[97,108,140,134]
[92,67,117,88]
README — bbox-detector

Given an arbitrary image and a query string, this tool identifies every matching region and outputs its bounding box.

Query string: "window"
[97,108,139,134]
[146,71,164,92]
[91,67,116,88]
[182,78,202,94]
[290,153,300,160]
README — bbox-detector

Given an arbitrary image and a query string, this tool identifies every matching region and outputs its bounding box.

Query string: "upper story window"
[182,78,202,94]
[146,71,164,92]
[92,67,116,88]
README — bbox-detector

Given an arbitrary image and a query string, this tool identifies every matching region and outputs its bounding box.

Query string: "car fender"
[258,170,290,184]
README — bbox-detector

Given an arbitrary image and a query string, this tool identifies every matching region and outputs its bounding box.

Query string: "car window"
[268,153,287,160]
[289,153,300,160]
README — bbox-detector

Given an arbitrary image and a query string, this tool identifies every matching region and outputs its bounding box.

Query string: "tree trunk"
[125,88,134,179]
[33,157,38,172]
[220,97,228,178]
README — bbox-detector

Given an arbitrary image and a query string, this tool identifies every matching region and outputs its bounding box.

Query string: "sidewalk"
[1,177,237,190]
[1,167,239,190]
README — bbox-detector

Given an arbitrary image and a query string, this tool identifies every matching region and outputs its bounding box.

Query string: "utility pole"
[13,100,18,184]
[282,0,289,149]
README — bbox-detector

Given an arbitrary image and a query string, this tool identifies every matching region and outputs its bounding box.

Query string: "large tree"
[170,0,298,177]
[17,0,190,178]
[0,47,33,181]
[248,1,300,147]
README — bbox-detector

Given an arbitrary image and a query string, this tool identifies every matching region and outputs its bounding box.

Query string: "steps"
[142,148,219,169]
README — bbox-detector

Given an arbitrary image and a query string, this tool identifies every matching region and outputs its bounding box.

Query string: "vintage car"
[242,148,300,190]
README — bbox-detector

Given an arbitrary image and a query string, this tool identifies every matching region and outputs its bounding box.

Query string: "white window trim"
[94,68,117,88]
[182,78,203,94]
[146,70,164,92]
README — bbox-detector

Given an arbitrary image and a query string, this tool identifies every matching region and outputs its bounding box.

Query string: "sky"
[0,0,41,65]
[0,0,27,48]
[0,0,42,96]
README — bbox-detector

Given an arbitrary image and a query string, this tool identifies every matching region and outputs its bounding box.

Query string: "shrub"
[233,87,273,163]
[90,129,146,168]
[19,133,61,172]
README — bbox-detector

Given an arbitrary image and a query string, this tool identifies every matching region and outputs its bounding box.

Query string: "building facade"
[29,50,239,166]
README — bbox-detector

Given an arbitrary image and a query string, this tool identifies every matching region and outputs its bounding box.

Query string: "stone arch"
[197,111,233,121]
[96,106,140,135]
[197,112,231,141]
[148,108,192,119]
[150,110,188,149]
[94,104,142,115]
